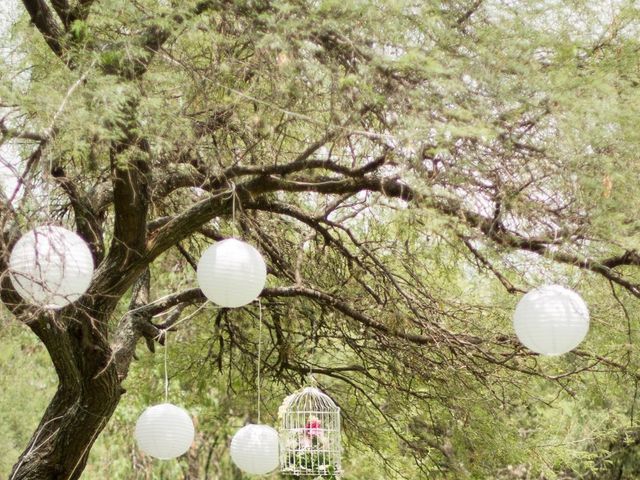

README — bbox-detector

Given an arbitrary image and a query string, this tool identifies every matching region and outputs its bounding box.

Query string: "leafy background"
[2,0,640,479]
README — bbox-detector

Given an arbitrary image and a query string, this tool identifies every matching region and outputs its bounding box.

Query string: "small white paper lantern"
[8,226,94,309]
[513,284,590,356]
[135,403,195,460]
[230,424,280,475]
[197,238,267,308]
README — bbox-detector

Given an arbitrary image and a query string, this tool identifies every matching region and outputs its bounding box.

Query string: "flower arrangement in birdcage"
[279,386,342,479]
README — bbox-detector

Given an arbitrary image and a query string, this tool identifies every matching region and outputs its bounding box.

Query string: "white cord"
[164,330,169,403]
[169,301,211,330]
[231,181,237,237]
[257,299,263,424]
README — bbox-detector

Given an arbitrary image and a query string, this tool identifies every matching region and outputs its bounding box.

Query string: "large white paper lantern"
[230,424,280,475]
[197,238,267,308]
[135,403,195,460]
[8,226,94,309]
[513,284,590,356]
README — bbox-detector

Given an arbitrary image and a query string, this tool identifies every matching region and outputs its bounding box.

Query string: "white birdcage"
[279,387,342,478]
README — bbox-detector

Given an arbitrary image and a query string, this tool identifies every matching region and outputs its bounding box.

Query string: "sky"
[0,0,633,203]
[0,0,22,201]
[0,0,17,31]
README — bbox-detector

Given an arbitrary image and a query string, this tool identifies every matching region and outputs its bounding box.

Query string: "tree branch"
[428,196,640,298]
[0,119,46,142]
[145,174,413,262]
[51,165,105,263]
[129,283,481,351]
[459,235,524,294]
[49,0,72,28]
[21,0,65,59]
[457,0,483,26]
[50,0,96,28]
[109,105,151,264]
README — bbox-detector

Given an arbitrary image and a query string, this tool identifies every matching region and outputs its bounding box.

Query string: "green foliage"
[69,20,89,43]
[3,0,640,479]
[0,314,56,477]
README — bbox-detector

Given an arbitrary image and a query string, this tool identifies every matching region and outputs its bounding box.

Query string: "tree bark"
[9,304,123,480]
[9,380,120,480]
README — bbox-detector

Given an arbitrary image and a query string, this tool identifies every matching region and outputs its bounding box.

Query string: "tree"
[1,0,640,478]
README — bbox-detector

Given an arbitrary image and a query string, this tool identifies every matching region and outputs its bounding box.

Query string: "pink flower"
[305,417,322,437]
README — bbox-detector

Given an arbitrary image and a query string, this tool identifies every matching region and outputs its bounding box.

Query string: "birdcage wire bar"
[279,387,342,478]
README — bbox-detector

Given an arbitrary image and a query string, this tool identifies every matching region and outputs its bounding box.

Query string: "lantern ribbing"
[8,226,94,309]
[513,284,590,356]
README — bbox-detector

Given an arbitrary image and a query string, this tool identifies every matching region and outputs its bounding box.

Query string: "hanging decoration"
[135,331,195,459]
[230,424,280,475]
[513,284,590,356]
[134,403,195,459]
[8,226,94,309]
[230,300,280,475]
[279,387,342,478]
[197,238,267,308]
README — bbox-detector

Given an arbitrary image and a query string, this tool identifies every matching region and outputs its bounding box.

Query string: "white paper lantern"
[230,424,280,475]
[513,284,590,356]
[135,403,195,460]
[8,226,94,309]
[196,238,267,308]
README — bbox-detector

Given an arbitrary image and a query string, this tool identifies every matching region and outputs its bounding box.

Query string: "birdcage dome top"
[283,387,339,412]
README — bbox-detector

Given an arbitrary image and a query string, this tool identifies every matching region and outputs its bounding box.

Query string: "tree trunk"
[9,305,123,480]
[9,381,121,480]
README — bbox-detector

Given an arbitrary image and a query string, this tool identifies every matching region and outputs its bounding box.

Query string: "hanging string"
[573,256,589,289]
[158,304,212,403]
[230,181,237,238]
[257,299,263,424]
[167,301,211,331]
[309,317,316,383]
[163,330,169,403]
[308,314,318,385]
[45,157,52,220]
